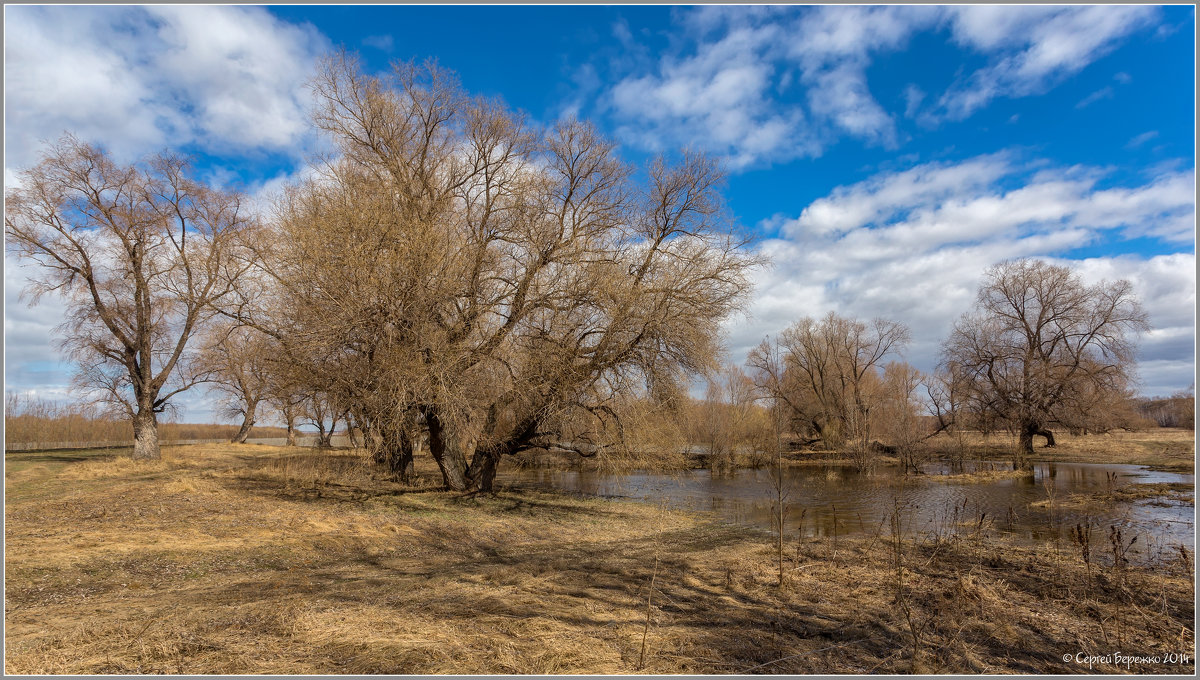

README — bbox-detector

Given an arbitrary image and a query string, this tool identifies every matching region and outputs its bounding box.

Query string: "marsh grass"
[5,443,1195,674]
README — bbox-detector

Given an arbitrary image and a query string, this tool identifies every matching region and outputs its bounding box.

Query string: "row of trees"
[690,259,1150,472]
[5,52,1158,480]
[5,54,760,491]
[1135,389,1196,430]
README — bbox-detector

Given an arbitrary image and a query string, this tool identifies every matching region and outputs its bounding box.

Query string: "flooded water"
[499,460,1195,561]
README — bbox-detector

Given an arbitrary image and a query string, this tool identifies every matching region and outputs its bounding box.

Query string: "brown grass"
[4,395,289,448]
[5,443,1194,674]
[1032,482,1196,511]
[928,468,1033,484]
[930,428,1195,473]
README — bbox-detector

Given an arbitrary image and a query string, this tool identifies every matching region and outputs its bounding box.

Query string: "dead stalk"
[637,554,659,671]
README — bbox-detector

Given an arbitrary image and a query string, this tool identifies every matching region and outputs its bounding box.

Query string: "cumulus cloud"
[724,154,1196,397]
[1066,254,1196,396]
[607,22,818,169]
[3,5,329,170]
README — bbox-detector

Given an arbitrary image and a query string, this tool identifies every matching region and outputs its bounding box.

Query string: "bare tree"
[264,379,307,446]
[5,137,251,459]
[748,312,910,463]
[877,362,927,472]
[942,259,1149,469]
[302,390,346,448]
[196,324,274,443]
[1136,386,1195,430]
[226,53,762,491]
[690,364,768,470]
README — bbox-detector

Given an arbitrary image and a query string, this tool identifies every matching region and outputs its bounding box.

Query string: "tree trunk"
[231,416,254,444]
[467,446,502,493]
[1016,425,1034,470]
[425,410,470,491]
[1015,422,1054,470]
[371,428,415,484]
[315,421,332,447]
[132,408,160,460]
[285,415,296,446]
[231,402,257,444]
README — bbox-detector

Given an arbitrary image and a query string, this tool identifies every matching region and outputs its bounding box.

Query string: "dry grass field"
[4,442,1195,674]
[929,428,1196,473]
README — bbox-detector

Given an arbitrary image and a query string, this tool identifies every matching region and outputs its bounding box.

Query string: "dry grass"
[931,428,1195,472]
[928,468,1033,484]
[1031,482,1196,511]
[5,443,1195,674]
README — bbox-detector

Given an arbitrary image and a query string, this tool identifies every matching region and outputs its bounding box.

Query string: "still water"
[500,460,1195,559]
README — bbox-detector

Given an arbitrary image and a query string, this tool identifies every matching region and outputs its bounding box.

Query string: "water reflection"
[499,460,1195,560]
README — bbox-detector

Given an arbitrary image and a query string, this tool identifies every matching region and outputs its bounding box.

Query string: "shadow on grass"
[5,449,116,465]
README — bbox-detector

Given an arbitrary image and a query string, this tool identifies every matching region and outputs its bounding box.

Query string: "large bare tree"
[942,259,1149,469]
[229,53,762,491]
[5,137,251,459]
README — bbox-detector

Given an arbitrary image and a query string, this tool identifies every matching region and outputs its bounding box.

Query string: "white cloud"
[4,252,74,398]
[935,5,1160,120]
[4,6,329,422]
[1076,86,1114,109]
[724,154,1196,397]
[903,85,925,119]
[3,5,328,169]
[788,152,1015,237]
[603,6,937,168]
[607,22,819,169]
[1126,130,1160,149]
[1066,254,1196,396]
[362,34,394,51]
[599,6,1163,167]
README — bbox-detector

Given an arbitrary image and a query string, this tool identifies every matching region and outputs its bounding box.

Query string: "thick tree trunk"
[467,446,502,493]
[425,410,470,491]
[231,416,254,444]
[285,415,296,446]
[371,428,415,484]
[1015,422,1054,470]
[315,422,332,448]
[1016,425,1034,470]
[132,408,160,460]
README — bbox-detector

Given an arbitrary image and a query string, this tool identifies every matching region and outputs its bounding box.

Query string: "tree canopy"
[942,259,1149,468]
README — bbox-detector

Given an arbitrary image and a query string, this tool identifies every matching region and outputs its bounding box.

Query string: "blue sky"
[4,5,1196,423]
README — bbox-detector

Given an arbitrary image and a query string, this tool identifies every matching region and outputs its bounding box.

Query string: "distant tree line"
[1134,389,1195,430]
[3,393,288,448]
